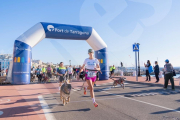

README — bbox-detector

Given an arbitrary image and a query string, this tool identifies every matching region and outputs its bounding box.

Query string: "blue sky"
[0,0,180,67]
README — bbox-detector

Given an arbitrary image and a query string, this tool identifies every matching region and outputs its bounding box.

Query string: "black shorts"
[69,74,72,79]
[47,73,52,78]
[80,74,84,78]
[111,71,114,74]
[59,76,65,82]
[96,74,99,79]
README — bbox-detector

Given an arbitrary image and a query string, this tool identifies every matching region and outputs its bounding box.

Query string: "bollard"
[159,71,163,78]
[133,71,136,76]
[120,71,124,76]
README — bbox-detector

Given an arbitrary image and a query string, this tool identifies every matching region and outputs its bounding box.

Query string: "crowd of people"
[144,59,175,90]
[0,69,8,76]
[30,49,102,107]
[31,65,85,83]
[30,49,176,108]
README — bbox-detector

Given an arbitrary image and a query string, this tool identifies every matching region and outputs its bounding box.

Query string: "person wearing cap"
[163,59,175,90]
[78,49,100,107]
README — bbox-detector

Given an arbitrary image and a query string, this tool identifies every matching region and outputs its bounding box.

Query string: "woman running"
[78,49,100,107]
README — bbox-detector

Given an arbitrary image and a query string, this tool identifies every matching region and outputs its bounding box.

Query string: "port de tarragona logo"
[46,24,90,35]
[47,25,54,32]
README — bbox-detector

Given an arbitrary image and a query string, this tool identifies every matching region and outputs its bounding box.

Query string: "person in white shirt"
[79,49,100,107]
[68,65,73,82]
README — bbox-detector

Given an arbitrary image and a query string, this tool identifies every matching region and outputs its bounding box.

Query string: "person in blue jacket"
[153,61,159,83]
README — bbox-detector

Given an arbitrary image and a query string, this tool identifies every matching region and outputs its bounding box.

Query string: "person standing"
[144,60,151,81]
[65,66,69,81]
[68,65,73,82]
[6,69,8,76]
[73,66,76,78]
[2,69,5,76]
[153,61,159,83]
[36,66,41,82]
[42,66,46,75]
[110,65,115,77]
[57,62,67,90]
[47,65,52,81]
[109,66,112,78]
[76,65,81,77]
[164,59,175,90]
[32,66,36,74]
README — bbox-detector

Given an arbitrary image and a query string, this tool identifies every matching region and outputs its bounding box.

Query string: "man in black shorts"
[57,62,67,90]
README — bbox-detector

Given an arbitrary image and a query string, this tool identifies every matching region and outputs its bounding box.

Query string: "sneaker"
[59,87,61,90]
[93,102,98,107]
[172,89,175,91]
[84,87,87,95]
[164,88,167,90]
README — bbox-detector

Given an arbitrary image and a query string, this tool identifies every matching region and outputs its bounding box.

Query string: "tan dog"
[111,77,126,89]
[60,80,72,106]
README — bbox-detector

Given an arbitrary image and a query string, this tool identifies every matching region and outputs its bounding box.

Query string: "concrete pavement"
[42,81,180,120]
[0,76,180,120]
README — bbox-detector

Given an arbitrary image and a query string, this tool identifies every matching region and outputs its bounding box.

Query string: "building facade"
[0,54,13,71]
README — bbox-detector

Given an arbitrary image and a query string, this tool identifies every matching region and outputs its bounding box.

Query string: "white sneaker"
[59,87,61,90]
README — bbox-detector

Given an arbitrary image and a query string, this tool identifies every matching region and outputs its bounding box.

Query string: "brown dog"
[111,77,126,89]
[60,80,72,106]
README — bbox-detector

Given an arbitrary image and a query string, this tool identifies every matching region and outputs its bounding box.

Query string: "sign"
[133,44,139,52]
[41,22,92,40]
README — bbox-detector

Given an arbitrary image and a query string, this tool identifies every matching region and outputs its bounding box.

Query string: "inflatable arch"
[12,22,109,84]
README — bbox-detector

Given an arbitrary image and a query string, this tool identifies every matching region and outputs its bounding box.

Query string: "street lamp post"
[69,60,71,65]
[137,43,140,76]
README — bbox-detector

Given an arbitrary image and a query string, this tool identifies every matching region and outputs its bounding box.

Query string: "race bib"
[87,71,96,77]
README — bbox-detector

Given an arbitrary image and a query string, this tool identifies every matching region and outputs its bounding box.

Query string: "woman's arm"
[80,64,85,73]
[144,63,147,67]
[95,64,100,71]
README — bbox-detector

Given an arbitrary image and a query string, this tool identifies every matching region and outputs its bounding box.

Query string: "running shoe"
[84,87,87,95]
[93,102,98,107]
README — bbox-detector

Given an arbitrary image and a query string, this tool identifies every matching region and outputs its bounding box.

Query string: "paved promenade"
[0,76,179,120]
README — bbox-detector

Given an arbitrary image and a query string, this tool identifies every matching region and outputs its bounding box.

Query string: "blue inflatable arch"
[12,22,109,84]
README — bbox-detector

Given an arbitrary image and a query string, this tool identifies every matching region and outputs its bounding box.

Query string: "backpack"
[165,63,173,72]
[148,65,153,73]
